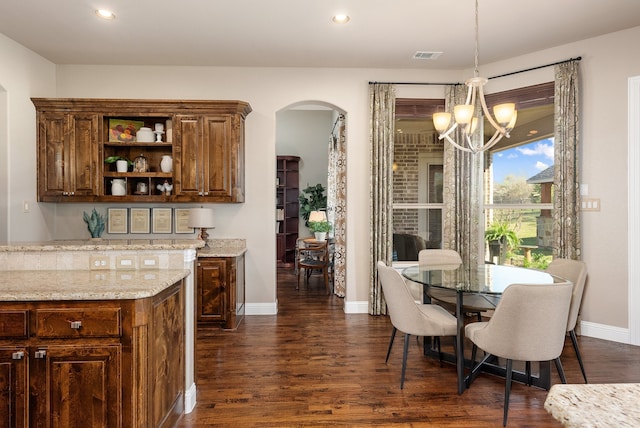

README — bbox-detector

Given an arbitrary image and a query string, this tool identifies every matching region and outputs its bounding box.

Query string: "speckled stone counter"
[0,269,190,301]
[197,238,247,257]
[544,383,640,427]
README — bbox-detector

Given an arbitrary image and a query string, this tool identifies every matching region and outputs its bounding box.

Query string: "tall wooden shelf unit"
[276,156,300,268]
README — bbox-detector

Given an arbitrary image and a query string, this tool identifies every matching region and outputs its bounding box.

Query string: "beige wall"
[1,26,639,340]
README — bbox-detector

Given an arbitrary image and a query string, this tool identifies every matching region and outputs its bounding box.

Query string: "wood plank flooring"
[178,268,640,427]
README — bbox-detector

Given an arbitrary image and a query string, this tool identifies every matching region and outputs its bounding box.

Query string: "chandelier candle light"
[432,0,517,153]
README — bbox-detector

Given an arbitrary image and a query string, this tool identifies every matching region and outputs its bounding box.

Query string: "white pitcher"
[111,179,126,196]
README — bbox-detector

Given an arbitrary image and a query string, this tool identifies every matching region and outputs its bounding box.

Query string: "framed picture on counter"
[174,208,193,234]
[107,208,128,234]
[152,208,173,234]
[130,208,151,234]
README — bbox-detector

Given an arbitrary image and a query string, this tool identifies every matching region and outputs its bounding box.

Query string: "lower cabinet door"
[197,259,227,324]
[30,344,121,428]
[0,348,27,428]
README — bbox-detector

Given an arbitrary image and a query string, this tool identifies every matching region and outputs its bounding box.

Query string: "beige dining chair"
[465,281,573,426]
[377,261,457,389]
[418,249,493,321]
[545,258,588,382]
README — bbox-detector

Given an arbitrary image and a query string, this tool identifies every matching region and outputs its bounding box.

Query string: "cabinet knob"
[70,320,82,329]
[34,350,47,359]
[12,351,24,360]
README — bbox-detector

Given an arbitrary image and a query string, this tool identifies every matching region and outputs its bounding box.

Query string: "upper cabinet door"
[37,112,99,200]
[173,115,203,198]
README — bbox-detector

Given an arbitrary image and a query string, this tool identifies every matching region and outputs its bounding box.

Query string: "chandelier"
[432,0,517,153]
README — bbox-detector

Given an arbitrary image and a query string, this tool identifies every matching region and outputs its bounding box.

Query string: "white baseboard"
[246,301,278,315]
[344,300,369,314]
[580,320,631,344]
[184,382,197,413]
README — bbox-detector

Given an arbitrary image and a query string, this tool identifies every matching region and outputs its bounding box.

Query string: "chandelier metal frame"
[433,0,517,153]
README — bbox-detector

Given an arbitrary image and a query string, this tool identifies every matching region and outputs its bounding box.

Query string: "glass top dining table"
[402,263,567,394]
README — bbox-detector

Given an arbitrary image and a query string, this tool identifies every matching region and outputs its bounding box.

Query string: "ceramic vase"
[160,155,173,173]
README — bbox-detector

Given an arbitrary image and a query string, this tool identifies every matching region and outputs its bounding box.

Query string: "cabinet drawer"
[35,308,121,338]
[0,310,29,338]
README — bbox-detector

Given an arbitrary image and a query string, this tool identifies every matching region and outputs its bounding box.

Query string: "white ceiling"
[1,0,639,69]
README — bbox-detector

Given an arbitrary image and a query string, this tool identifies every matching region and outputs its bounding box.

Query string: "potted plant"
[299,184,327,226]
[104,155,133,173]
[83,208,105,239]
[485,221,520,264]
[309,220,331,241]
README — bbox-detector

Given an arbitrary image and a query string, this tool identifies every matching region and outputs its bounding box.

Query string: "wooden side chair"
[296,239,331,294]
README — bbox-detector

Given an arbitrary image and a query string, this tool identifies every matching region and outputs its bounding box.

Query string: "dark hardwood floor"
[179,268,640,427]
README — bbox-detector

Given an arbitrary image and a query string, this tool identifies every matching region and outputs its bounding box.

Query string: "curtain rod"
[368,56,582,86]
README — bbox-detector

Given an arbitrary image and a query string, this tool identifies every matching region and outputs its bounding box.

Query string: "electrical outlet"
[89,255,109,270]
[116,256,136,270]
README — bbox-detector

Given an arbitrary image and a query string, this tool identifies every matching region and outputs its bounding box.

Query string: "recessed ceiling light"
[95,9,116,20]
[332,14,350,24]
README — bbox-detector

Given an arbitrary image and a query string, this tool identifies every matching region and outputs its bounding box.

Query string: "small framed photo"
[174,208,193,234]
[152,208,173,234]
[107,208,128,234]
[130,208,151,234]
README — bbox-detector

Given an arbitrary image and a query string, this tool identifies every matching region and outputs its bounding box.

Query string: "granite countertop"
[0,239,205,252]
[544,383,640,427]
[196,239,247,257]
[0,269,190,301]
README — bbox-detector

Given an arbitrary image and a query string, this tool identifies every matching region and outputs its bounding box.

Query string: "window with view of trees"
[484,82,555,268]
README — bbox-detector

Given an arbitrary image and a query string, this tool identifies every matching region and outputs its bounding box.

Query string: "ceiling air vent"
[413,51,442,60]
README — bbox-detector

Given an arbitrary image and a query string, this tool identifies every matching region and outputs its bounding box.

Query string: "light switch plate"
[116,255,136,270]
[139,255,159,269]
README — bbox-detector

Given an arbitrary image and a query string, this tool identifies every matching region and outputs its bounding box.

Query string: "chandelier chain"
[474,0,479,77]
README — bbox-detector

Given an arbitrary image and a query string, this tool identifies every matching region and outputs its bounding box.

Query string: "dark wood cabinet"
[196,255,245,330]
[0,347,27,428]
[32,98,251,203]
[276,156,300,267]
[174,114,244,202]
[0,280,184,427]
[37,111,100,199]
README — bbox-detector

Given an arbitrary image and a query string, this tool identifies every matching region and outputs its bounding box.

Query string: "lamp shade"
[309,210,327,223]
[188,208,215,228]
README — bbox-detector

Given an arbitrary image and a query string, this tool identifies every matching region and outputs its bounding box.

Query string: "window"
[484,83,555,268]
[392,99,445,263]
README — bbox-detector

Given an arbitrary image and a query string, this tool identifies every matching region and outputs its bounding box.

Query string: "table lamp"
[308,210,327,223]
[188,208,215,247]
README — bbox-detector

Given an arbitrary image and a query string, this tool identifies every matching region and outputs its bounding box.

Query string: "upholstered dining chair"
[465,281,573,426]
[296,239,331,295]
[376,261,457,389]
[418,249,492,321]
[545,258,589,383]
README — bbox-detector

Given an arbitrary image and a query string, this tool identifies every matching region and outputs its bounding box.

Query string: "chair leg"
[554,358,567,384]
[296,268,301,290]
[569,329,588,383]
[525,361,532,386]
[470,344,477,367]
[401,333,410,389]
[385,327,397,363]
[323,267,330,295]
[503,359,513,427]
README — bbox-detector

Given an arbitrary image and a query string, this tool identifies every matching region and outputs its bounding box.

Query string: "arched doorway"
[276,101,347,297]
